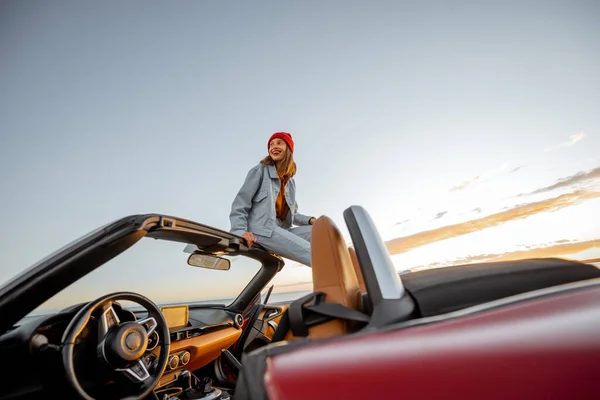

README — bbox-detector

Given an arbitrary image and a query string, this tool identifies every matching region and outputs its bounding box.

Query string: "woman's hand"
[242,232,257,247]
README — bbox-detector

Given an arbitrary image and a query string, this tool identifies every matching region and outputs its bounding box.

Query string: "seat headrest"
[282,216,363,341]
[312,216,361,315]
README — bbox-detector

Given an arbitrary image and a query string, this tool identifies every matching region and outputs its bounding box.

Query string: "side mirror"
[187,252,231,271]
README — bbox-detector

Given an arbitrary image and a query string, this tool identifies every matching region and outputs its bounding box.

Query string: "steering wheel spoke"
[116,359,151,383]
[136,316,157,336]
[98,302,121,341]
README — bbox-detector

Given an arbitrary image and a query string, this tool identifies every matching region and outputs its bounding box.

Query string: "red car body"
[264,280,600,399]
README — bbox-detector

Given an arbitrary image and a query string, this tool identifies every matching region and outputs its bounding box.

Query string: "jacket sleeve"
[229,164,263,236]
[293,200,313,226]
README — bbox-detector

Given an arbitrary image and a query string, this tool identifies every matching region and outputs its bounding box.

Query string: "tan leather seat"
[348,247,367,293]
[286,216,362,341]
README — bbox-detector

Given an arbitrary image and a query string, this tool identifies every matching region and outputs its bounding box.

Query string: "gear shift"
[177,371,224,400]
[181,370,193,389]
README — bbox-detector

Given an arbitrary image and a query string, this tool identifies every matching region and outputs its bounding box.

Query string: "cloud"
[544,131,587,152]
[394,219,410,226]
[510,166,524,173]
[410,238,600,270]
[449,175,481,192]
[434,211,448,220]
[449,163,508,192]
[560,131,586,147]
[385,190,600,255]
[522,166,600,196]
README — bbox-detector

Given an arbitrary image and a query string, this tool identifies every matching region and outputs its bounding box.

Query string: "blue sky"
[1,1,599,311]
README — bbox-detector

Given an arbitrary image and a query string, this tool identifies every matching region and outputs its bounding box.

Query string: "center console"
[151,305,235,399]
[156,370,230,400]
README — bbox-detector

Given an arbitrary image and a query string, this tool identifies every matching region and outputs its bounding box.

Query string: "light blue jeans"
[255,223,312,267]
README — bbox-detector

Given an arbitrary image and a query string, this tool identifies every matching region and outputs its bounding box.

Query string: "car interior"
[0,208,599,400]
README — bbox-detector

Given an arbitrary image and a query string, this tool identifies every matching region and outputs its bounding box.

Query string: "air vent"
[170,332,186,342]
[233,314,244,329]
[180,351,191,366]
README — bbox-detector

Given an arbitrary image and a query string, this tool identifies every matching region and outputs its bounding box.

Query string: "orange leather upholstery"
[348,247,367,293]
[286,216,362,340]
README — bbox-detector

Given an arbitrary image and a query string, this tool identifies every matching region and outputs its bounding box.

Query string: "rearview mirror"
[187,253,230,271]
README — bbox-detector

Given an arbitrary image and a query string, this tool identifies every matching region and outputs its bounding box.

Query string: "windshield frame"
[0,213,284,333]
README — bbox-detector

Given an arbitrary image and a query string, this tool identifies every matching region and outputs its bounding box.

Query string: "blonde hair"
[260,147,297,177]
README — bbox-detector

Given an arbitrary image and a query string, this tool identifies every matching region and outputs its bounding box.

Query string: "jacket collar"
[267,164,279,179]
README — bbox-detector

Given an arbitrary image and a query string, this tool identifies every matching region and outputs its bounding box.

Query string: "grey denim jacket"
[229,163,313,238]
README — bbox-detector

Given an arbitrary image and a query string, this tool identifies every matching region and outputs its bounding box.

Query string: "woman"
[229,132,316,267]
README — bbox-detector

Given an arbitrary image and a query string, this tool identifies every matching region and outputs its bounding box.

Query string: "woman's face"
[269,138,288,162]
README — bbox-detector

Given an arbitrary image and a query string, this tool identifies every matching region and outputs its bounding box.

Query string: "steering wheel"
[61,292,170,400]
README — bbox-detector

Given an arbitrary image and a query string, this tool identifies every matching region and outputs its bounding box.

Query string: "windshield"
[25,237,262,320]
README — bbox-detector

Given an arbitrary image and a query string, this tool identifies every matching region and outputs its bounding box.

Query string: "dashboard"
[0,300,246,398]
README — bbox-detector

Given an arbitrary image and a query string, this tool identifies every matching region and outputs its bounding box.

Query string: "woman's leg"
[255,225,312,267]
[287,225,313,242]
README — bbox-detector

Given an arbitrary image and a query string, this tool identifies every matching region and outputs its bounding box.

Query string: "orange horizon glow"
[409,238,600,271]
[385,190,600,256]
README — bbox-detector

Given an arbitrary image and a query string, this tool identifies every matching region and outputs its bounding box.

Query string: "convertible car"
[1,206,600,400]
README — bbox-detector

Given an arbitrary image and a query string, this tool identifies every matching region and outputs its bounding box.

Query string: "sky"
[1,1,599,312]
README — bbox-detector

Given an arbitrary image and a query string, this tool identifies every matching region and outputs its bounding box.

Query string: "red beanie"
[268,132,294,153]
